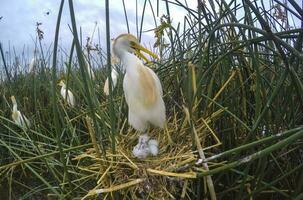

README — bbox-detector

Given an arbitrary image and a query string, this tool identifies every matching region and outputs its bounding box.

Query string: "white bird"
[112,33,165,158]
[83,53,95,80]
[29,50,39,73]
[58,80,75,107]
[132,135,160,158]
[132,134,151,159]
[84,59,95,80]
[11,96,31,128]
[148,139,159,156]
[28,57,37,73]
[103,67,118,96]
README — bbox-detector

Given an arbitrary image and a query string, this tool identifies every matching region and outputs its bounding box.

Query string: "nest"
[74,109,224,199]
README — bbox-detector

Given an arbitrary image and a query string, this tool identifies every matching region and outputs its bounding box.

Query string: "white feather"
[112,34,166,133]
[112,34,165,159]
[132,145,150,159]
[103,68,118,95]
[59,81,75,107]
[28,57,38,73]
[122,53,165,131]
[132,134,150,159]
[11,96,30,128]
[85,60,95,80]
[148,139,159,156]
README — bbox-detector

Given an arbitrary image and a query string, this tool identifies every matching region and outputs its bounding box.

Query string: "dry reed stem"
[207,69,237,109]
[183,106,217,200]
[75,108,223,199]
[85,116,101,159]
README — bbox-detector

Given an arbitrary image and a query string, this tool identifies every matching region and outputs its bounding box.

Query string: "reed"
[0,0,302,199]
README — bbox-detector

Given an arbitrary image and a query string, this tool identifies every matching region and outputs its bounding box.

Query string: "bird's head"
[11,96,18,111]
[58,80,65,87]
[112,34,159,63]
[11,96,17,104]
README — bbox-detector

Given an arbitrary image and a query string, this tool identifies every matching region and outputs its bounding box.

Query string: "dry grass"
[76,108,224,199]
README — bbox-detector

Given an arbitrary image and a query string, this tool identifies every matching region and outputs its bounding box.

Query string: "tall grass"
[0,0,303,199]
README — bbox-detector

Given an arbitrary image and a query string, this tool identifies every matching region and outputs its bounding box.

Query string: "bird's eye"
[129,41,136,48]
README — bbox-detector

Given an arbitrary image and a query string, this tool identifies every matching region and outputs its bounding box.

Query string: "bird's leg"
[137,125,151,149]
[145,125,151,140]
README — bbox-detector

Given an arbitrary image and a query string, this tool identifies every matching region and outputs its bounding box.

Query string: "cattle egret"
[112,33,165,158]
[84,58,95,80]
[103,68,118,96]
[132,135,159,159]
[29,50,39,73]
[29,57,37,73]
[132,134,151,159]
[11,96,30,128]
[83,52,96,80]
[58,80,75,107]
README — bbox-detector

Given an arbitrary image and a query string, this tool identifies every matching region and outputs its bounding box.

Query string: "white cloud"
[0,0,198,52]
[0,0,301,61]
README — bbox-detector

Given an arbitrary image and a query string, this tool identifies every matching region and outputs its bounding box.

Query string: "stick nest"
[74,109,224,199]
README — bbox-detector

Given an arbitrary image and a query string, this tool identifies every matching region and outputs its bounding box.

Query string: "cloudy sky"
[0,0,198,58]
[0,0,301,60]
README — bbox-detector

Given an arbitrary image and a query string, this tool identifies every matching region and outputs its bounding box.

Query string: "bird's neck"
[13,103,18,112]
[120,52,142,73]
[12,111,19,120]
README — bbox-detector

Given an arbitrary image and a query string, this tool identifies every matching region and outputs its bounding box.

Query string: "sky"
[0,0,301,63]
[0,0,198,59]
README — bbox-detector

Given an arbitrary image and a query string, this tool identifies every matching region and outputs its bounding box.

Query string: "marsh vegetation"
[0,0,303,199]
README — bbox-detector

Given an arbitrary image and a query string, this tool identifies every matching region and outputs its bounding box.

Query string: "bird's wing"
[111,68,118,86]
[104,69,118,95]
[60,87,66,99]
[146,67,163,96]
[67,90,75,106]
[28,58,36,72]
[138,64,157,107]
[21,114,30,127]
[104,78,110,95]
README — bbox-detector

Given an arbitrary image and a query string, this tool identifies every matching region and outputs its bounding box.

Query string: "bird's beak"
[132,42,159,63]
